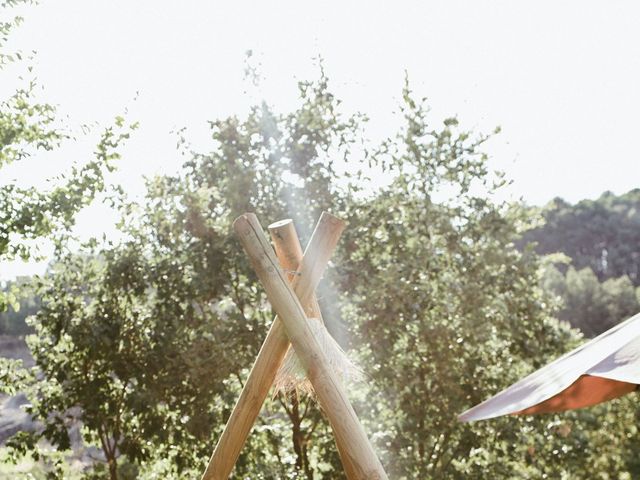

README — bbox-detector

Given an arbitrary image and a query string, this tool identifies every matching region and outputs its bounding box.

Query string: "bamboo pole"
[201,212,346,480]
[233,213,388,480]
[269,219,359,480]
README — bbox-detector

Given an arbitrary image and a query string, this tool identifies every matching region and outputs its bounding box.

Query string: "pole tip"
[268,218,294,230]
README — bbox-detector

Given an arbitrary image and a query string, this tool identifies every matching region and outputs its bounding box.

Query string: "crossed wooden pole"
[200,212,388,480]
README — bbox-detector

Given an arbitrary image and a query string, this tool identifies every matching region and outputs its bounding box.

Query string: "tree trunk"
[290,394,314,479]
[107,455,118,480]
[99,430,118,480]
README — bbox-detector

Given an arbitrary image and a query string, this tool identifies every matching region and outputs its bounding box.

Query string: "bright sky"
[2,0,640,279]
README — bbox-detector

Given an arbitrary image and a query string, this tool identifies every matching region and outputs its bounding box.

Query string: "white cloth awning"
[458,312,640,422]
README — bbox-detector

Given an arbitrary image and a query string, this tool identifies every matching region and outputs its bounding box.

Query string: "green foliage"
[4,3,636,479]
[522,190,640,336]
[330,81,627,479]
[0,0,138,312]
[0,4,140,476]
[543,265,640,337]
[16,70,640,480]
[23,248,234,475]
[0,276,40,335]
[0,8,635,469]
[0,446,80,480]
[0,356,29,395]
[21,69,359,478]
[0,82,62,168]
[524,190,640,286]
[0,117,137,264]
[1,0,33,66]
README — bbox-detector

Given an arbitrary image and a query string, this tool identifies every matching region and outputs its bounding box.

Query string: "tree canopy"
[542,264,640,337]
[522,190,640,336]
[0,0,137,313]
[2,5,639,478]
[6,72,638,479]
[524,190,640,286]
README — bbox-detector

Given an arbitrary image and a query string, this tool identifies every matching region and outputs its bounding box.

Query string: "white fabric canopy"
[459,312,640,422]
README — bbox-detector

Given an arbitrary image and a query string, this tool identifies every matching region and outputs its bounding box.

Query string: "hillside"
[523,189,640,336]
[523,189,640,285]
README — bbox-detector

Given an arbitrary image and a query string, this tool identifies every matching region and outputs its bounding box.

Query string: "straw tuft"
[274,317,363,397]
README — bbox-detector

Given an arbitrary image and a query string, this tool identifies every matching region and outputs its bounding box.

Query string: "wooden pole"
[269,219,324,320]
[201,212,346,480]
[233,213,389,480]
[269,219,359,480]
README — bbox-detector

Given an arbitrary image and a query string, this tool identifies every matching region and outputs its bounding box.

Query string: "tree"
[542,265,639,337]
[13,68,640,479]
[0,276,39,335]
[332,82,640,479]
[523,190,640,286]
[0,0,137,312]
[329,82,564,478]
[1,2,137,476]
[18,70,359,479]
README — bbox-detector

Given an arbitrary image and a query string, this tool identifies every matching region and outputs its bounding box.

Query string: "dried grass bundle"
[274,316,363,396]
